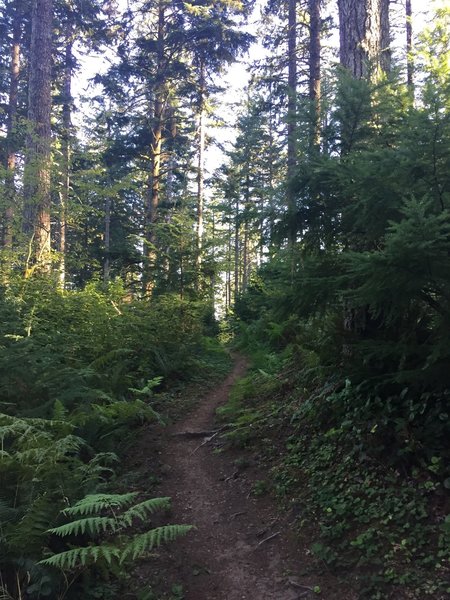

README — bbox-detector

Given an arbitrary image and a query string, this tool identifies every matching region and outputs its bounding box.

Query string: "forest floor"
[129,356,357,600]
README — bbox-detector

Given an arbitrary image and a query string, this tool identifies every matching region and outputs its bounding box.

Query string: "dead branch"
[288,579,315,592]
[225,470,239,482]
[171,429,219,438]
[256,531,281,547]
[229,511,247,520]
[191,429,223,454]
[172,425,229,439]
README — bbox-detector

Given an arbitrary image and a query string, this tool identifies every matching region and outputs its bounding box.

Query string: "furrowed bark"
[23,0,53,275]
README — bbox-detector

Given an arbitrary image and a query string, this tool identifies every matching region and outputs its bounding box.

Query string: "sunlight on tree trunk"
[59,33,73,289]
[406,0,414,92]
[3,0,21,251]
[23,0,53,276]
[338,0,390,80]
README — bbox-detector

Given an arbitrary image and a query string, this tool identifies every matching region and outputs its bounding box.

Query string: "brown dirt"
[132,356,356,600]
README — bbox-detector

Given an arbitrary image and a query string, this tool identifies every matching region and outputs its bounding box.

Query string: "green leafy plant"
[38,493,191,594]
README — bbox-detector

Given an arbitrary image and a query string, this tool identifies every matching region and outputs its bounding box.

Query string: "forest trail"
[134,356,353,600]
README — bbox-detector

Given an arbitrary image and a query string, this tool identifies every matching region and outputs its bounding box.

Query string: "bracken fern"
[61,492,140,517]
[120,525,191,562]
[39,493,191,571]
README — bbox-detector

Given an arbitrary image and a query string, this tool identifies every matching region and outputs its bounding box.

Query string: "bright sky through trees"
[71,0,434,174]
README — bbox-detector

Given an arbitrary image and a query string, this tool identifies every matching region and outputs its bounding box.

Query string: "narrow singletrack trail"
[134,356,355,600]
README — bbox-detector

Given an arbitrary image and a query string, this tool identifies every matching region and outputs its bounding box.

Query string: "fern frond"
[39,544,121,570]
[92,399,161,425]
[0,585,14,600]
[88,348,132,370]
[76,459,117,487]
[120,525,192,562]
[39,494,191,572]
[8,494,59,556]
[48,516,118,538]
[0,413,73,433]
[53,434,86,456]
[119,497,171,527]
[62,493,138,517]
[0,499,19,524]
[52,399,67,420]
[14,434,85,466]
[129,376,164,396]
[89,451,119,466]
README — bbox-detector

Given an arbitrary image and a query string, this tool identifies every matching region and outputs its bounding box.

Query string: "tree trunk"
[285,0,299,279]
[380,0,391,74]
[3,0,21,250]
[104,194,111,285]
[179,235,184,300]
[308,0,321,152]
[267,82,276,254]
[196,58,206,285]
[59,34,72,289]
[23,0,53,275]
[406,0,413,90]
[165,104,177,213]
[143,0,165,294]
[242,172,250,292]
[226,220,232,310]
[338,0,390,80]
[286,0,297,244]
[338,0,391,346]
[243,217,249,291]
[234,197,240,301]
[210,210,216,314]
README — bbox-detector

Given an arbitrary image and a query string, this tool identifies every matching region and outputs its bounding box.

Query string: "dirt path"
[133,356,354,600]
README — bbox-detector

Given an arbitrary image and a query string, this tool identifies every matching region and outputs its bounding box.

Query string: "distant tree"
[53,0,110,287]
[308,0,321,151]
[286,0,297,240]
[2,0,24,249]
[185,0,253,287]
[406,0,413,90]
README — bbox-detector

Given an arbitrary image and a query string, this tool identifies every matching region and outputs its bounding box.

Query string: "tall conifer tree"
[2,0,23,250]
[308,0,321,152]
[338,0,390,79]
[23,0,53,274]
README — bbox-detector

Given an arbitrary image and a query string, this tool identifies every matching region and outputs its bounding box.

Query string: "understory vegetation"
[0,276,227,599]
[217,13,450,597]
[217,12,450,597]
[222,64,450,599]
[222,345,449,598]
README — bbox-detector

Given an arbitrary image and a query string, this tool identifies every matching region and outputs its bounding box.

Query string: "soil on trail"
[133,356,355,600]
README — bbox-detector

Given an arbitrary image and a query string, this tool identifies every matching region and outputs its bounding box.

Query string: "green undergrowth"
[220,346,450,599]
[0,276,228,599]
